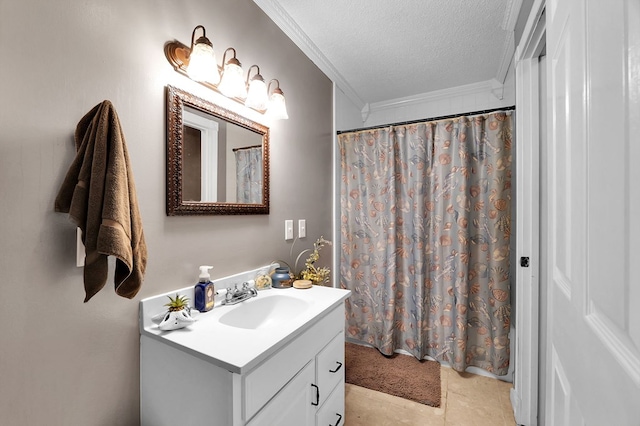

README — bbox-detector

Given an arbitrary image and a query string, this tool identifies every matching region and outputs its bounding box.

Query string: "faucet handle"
[225,287,233,300]
[242,282,249,290]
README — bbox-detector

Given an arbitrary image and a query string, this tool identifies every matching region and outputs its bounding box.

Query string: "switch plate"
[298,219,306,238]
[285,220,294,240]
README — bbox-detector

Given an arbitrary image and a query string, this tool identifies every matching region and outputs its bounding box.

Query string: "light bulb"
[187,41,219,84]
[245,78,268,110]
[219,62,247,99]
[267,91,289,120]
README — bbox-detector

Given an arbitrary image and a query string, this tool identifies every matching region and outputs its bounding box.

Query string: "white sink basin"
[141,280,351,373]
[218,294,310,330]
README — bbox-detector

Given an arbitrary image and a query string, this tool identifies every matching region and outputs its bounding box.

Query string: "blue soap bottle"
[194,266,215,312]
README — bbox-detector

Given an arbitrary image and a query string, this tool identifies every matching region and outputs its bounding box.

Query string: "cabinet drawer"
[243,305,343,421]
[316,331,344,403]
[246,360,315,426]
[316,383,345,426]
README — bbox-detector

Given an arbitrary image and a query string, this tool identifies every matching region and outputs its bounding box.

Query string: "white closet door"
[545,0,640,424]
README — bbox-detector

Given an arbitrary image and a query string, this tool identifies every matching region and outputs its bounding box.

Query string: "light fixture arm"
[268,79,283,96]
[221,47,240,68]
[190,25,212,51]
[246,64,261,85]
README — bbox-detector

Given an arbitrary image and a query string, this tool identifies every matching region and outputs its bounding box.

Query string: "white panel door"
[545,0,640,425]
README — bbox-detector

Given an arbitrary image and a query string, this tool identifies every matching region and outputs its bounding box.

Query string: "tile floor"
[344,365,516,426]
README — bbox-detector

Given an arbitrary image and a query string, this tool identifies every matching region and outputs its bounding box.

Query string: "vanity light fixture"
[218,48,247,99]
[164,25,288,118]
[244,65,268,111]
[267,79,289,120]
[186,25,220,84]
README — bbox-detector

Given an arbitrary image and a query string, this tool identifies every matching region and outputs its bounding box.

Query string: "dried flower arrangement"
[275,236,332,285]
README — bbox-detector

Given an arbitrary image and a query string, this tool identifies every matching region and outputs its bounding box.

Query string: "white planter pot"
[158,309,196,331]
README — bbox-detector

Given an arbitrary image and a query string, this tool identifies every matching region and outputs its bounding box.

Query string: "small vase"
[271,266,293,289]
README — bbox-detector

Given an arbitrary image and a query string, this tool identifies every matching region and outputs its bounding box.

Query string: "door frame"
[513,0,546,424]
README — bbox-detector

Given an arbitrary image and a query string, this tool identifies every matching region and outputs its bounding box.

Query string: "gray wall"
[0,0,332,424]
[335,85,364,131]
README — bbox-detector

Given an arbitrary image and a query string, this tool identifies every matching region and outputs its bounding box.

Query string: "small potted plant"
[158,293,196,331]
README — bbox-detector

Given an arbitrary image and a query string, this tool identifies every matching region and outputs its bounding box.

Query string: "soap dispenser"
[194,266,215,312]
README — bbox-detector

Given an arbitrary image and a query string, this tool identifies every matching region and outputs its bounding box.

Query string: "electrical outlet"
[285,220,294,240]
[298,219,306,238]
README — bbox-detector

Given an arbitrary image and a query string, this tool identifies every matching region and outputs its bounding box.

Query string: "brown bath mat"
[345,342,441,407]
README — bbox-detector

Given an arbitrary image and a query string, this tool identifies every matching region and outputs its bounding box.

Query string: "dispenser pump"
[199,265,213,282]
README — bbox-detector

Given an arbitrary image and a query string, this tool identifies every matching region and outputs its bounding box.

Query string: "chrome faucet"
[222,282,258,305]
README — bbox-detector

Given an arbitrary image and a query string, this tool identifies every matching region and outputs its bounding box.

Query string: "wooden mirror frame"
[166,85,270,215]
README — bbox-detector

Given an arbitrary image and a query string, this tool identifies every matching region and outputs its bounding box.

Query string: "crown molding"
[496,32,515,86]
[503,0,524,31]
[366,79,504,114]
[495,0,522,85]
[252,0,365,110]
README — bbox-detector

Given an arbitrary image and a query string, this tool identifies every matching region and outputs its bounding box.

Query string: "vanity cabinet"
[140,301,346,426]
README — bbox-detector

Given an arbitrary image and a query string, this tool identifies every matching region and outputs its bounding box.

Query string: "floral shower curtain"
[338,111,512,375]
[235,146,263,203]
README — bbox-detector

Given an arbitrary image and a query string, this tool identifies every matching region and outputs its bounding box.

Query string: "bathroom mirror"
[166,85,270,215]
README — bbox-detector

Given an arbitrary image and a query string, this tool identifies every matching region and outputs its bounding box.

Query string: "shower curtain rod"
[232,144,262,152]
[336,105,516,135]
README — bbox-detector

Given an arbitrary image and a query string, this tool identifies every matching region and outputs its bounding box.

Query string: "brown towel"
[55,100,147,302]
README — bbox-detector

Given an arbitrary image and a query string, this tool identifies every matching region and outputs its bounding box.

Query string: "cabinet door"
[316,331,344,405]
[316,384,345,426]
[247,360,315,426]
[244,307,343,420]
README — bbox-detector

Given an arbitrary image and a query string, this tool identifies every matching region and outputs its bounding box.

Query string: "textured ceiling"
[258,0,518,107]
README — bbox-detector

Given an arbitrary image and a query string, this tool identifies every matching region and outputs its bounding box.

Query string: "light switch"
[285,220,294,240]
[298,219,306,238]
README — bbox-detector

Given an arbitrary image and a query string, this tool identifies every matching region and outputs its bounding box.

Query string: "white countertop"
[140,281,350,374]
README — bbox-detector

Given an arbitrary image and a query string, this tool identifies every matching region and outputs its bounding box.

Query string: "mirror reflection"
[182,106,264,204]
[166,85,270,215]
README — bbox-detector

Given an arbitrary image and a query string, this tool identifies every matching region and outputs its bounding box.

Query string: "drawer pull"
[329,361,343,373]
[330,413,343,426]
[311,384,319,406]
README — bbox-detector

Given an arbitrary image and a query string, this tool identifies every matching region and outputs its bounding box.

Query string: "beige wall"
[0,0,332,424]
